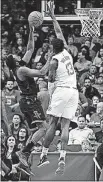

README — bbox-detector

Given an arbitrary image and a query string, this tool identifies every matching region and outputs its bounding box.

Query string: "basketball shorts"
[19,96,45,129]
[47,87,79,120]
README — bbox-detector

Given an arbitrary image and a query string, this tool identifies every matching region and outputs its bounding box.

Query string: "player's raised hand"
[29,25,35,32]
[44,0,55,19]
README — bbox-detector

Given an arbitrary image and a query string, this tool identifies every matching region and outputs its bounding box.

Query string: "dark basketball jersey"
[14,68,38,96]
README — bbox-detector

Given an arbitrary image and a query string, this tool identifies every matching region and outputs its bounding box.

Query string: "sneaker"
[55,157,65,175]
[17,165,35,176]
[37,155,50,168]
[16,151,29,167]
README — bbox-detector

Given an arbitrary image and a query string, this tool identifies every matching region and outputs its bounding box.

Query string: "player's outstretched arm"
[46,1,68,49]
[22,26,35,64]
[17,52,53,79]
[48,58,58,83]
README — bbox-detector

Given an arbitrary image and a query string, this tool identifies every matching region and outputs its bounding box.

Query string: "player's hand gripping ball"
[28,11,43,28]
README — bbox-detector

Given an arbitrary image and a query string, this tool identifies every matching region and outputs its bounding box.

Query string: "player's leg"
[37,115,59,167]
[55,88,78,175]
[17,98,47,166]
[55,118,70,175]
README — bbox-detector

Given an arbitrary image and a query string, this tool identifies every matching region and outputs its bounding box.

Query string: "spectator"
[93,75,103,99]
[79,65,97,86]
[3,15,14,37]
[86,95,100,117]
[77,91,89,116]
[81,140,90,152]
[1,49,10,73]
[48,32,56,44]
[90,46,98,62]
[82,78,101,100]
[18,25,28,44]
[93,47,103,72]
[1,128,7,146]
[73,27,81,38]
[81,45,91,61]
[3,79,20,113]
[8,114,27,139]
[36,77,45,86]
[12,31,22,46]
[36,42,49,57]
[1,3,10,17]
[33,62,44,81]
[33,141,43,153]
[73,103,83,124]
[99,65,103,75]
[5,135,18,160]
[84,38,91,50]
[90,37,101,56]
[33,42,49,67]
[1,144,12,181]
[12,37,26,58]
[74,51,92,77]
[36,62,43,70]
[68,115,93,145]
[95,119,103,143]
[88,102,103,133]
[1,35,12,54]
[17,127,29,151]
[5,135,21,180]
[1,91,9,136]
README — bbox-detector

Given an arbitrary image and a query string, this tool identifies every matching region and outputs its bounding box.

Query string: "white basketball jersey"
[53,49,77,88]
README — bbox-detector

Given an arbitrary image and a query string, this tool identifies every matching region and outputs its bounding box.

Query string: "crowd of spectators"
[1,0,103,181]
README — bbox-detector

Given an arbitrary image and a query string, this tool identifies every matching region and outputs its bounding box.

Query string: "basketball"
[28,11,43,28]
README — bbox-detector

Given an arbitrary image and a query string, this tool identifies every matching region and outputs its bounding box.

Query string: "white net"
[75,8,103,37]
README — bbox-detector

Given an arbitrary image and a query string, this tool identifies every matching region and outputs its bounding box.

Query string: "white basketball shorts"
[47,87,79,120]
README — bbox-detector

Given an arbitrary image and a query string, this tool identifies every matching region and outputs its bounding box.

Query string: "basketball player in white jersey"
[37,1,79,175]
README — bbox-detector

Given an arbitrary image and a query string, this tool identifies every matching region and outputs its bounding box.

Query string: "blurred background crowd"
[1,0,103,181]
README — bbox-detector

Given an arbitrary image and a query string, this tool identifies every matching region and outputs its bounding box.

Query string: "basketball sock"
[59,150,66,161]
[22,141,34,154]
[40,146,49,159]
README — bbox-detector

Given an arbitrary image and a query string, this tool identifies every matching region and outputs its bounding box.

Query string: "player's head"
[6,54,26,70]
[51,38,64,54]
[6,54,20,70]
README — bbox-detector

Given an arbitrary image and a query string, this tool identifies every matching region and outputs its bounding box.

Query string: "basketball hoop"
[75,8,103,37]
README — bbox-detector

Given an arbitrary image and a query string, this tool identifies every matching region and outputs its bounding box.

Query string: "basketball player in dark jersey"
[6,26,52,174]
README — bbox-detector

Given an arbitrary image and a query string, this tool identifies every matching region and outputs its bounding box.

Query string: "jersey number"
[66,62,74,75]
